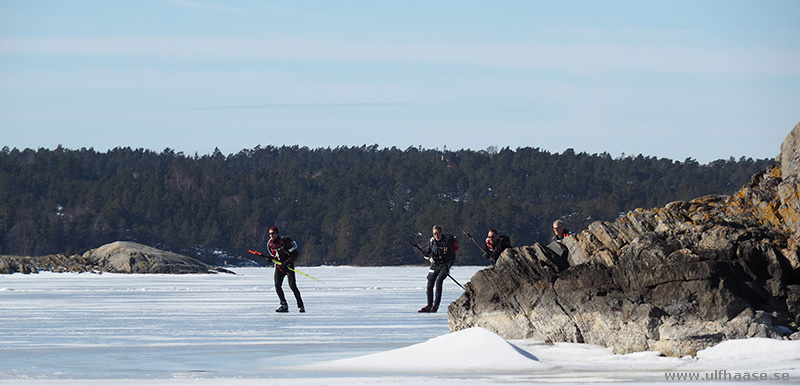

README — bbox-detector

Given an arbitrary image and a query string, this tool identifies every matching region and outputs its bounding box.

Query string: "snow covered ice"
[1,266,799,385]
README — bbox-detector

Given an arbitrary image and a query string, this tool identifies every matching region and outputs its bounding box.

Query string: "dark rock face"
[0,241,229,274]
[0,253,98,274]
[449,122,800,356]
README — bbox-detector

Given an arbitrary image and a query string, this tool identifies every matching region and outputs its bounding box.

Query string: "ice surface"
[1,266,799,386]
[0,266,478,381]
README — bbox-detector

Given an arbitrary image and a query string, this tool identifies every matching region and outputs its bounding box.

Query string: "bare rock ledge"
[448,122,800,356]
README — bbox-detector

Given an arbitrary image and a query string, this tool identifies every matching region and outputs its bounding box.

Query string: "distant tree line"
[0,145,772,266]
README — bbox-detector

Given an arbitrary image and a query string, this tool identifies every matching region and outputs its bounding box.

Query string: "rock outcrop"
[449,121,800,356]
[0,241,230,274]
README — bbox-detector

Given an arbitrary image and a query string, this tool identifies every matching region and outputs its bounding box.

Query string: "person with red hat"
[267,226,305,313]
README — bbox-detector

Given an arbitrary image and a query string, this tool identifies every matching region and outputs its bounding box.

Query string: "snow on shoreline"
[294,327,551,373]
[3,333,799,386]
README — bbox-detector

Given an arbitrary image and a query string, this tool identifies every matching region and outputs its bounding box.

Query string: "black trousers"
[426,263,449,307]
[275,264,304,307]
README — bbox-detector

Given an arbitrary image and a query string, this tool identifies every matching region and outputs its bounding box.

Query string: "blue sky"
[1,0,798,163]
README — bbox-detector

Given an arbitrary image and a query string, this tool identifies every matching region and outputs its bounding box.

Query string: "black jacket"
[267,236,298,264]
[425,234,458,265]
[552,229,572,243]
[484,235,511,261]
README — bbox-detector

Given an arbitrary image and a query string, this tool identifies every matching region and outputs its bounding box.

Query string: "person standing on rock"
[552,220,572,242]
[484,229,511,264]
[420,225,458,313]
[267,226,305,313]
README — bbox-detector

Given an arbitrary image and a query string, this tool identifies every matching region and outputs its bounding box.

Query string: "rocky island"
[449,122,800,357]
[0,241,230,274]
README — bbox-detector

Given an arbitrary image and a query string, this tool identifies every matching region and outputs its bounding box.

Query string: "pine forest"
[0,145,771,266]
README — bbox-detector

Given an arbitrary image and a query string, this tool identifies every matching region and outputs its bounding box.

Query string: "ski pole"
[408,242,465,290]
[463,230,497,265]
[461,230,486,253]
[249,249,289,275]
[248,250,324,283]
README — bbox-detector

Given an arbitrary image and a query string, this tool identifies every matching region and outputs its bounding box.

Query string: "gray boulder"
[82,241,221,274]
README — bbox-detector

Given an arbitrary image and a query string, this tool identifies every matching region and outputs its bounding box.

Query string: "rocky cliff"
[0,241,230,274]
[449,122,800,357]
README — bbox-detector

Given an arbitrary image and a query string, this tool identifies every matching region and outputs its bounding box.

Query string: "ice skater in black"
[484,229,511,264]
[267,226,305,313]
[420,225,458,313]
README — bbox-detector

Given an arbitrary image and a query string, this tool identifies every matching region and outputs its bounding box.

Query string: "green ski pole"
[248,250,324,283]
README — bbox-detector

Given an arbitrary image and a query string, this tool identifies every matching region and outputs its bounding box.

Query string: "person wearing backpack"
[484,229,511,264]
[420,225,458,313]
[552,220,573,242]
[267,226,305,313]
